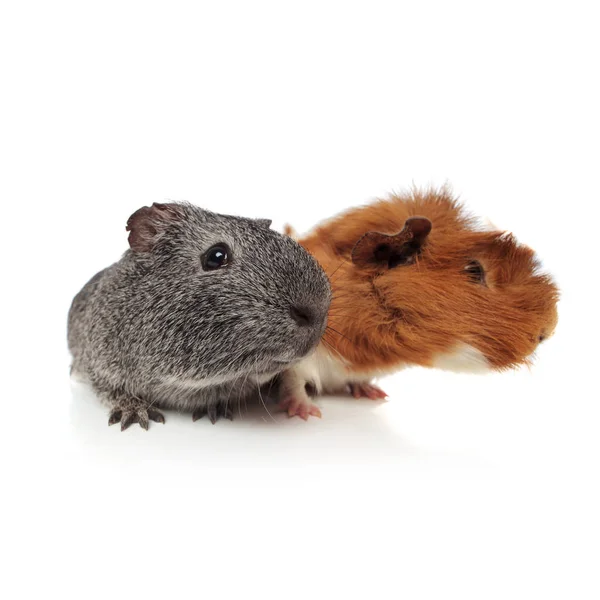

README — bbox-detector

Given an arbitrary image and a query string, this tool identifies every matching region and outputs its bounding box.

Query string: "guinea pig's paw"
[192,401,234,424]
[278,395,322,420]
[108,405,165,431]
[348,382,388,401]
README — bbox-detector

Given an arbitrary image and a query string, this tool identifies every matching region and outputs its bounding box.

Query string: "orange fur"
[300,188,559,371]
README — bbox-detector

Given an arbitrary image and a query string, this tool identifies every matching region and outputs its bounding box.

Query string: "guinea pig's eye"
[464,260,486,285]
[202,244,230,271]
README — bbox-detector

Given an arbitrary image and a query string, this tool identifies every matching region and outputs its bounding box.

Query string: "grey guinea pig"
[68,202,331,430]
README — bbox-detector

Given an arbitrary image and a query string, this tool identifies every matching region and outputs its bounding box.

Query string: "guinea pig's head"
[312,191,558,373]
[126,202,331,381]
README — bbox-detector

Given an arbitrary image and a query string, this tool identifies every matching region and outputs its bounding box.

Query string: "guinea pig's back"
[67,267,112,370]
[302,188,465,259]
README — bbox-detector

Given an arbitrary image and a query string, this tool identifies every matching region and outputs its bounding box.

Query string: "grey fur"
[68,202,331,429]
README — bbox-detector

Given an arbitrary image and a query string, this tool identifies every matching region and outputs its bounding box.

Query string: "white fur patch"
[431,343,490,373]
[286,345,391,395]
[289,346,347,394]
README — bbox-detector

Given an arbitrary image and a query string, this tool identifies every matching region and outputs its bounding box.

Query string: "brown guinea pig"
[278,187,559,420]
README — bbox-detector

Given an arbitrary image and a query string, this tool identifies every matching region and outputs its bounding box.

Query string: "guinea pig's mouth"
[252,357,293,374]
[269,347,307,365]
[260,354,307,373]
[267,357,299,369]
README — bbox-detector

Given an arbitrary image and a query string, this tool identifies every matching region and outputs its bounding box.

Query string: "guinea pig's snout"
[538,309,558,345]
[538,326,555,344]
[535,322,557,348]
[288,300,329,357]
[290,305,314,327]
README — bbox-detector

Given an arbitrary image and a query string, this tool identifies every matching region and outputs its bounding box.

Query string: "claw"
[348,383,388,400]
[108,404,164,430]
[279,396,321,420]
[120,411,138,431]
[192,406,206,422]
[192,402,233,424]
[108,410,122,426]
[147,409,165,424]
[138,413,149,430]
[218,403,234,421]
[207,404,218,424]
[308,404,322,418]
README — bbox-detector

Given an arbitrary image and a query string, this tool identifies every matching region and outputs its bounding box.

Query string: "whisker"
[326,258,348,282]
[320,337,347,362]
[237,362,254,420]
[255,361,278,423]
[327,314,361,322]
[325,325,352,343]
[225,367,244,421]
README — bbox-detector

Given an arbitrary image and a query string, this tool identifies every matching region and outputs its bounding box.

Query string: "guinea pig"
[278,187,559,419]
[68,202,331,430]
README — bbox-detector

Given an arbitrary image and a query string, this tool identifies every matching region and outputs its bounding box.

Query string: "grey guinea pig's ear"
[126,202,184,252]
[255,218,272,229]
[351,216,432,269]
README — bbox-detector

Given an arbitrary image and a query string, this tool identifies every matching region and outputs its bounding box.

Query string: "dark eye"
[202,244,230,271]
[464,260,486,285]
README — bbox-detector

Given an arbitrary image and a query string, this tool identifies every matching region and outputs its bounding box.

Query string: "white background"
[1,1,598,599]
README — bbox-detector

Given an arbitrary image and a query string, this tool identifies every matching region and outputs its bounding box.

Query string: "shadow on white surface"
[68,379,421,466]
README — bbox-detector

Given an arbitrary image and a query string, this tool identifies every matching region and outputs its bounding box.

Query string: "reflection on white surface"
[9,335,596,599]
[67,377,423,469]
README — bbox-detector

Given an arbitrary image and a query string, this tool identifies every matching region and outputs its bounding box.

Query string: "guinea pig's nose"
[538,326,554,344]
[290,305,314,327]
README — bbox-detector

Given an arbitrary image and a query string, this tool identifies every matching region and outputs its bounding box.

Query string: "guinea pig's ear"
[126,202,183,252]
[283,223,299,239]
[255,218,272,229]
[351,216,432,269]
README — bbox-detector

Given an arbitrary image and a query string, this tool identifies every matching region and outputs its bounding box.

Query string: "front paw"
[348,382,388,400]
[278,395,322,420]
[192,401,234,424]
[108,406,165,431]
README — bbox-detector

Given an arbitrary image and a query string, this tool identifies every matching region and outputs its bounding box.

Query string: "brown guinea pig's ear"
[351,216,432,269]
[283,224,298,239]
[126,202,184,252]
